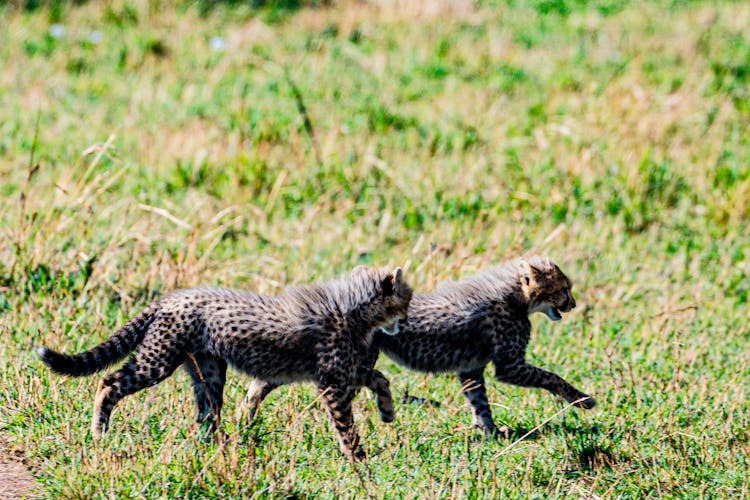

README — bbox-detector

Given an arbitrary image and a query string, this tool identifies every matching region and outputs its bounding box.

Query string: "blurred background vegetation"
[0,0,748,497]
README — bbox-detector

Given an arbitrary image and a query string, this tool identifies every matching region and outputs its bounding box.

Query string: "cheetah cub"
[245,257,595,437]
[38,266,413,460]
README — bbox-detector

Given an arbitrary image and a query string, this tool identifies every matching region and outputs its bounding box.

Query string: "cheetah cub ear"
[518,259,538,285]
[518,259,541,299]
[382,267,404,296]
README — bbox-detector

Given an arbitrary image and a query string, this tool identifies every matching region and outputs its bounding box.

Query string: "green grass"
[1,0,749,497]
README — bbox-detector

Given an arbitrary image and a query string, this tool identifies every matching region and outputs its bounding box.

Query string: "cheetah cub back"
[38,266,413,460]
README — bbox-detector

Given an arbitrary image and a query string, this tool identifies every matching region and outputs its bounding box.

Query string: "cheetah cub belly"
[245,257,595,437]
[39,266,413,460]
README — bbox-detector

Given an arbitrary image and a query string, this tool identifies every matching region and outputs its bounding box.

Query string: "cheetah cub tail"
[38,306,156,376]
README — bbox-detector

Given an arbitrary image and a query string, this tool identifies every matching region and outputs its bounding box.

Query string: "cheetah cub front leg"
[318,380,366,460]
[494,360,596,410]
[457,369,511,438]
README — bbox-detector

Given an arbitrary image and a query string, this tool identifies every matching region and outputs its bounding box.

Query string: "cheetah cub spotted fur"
[245,257,595,437]
[38,266,413,460]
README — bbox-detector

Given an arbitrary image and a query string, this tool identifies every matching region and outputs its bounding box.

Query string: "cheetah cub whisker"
[38,266,413,460]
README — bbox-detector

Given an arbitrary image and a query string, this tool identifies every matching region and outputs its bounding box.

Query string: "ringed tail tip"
[37,346,51,362]
[37,346,69,374]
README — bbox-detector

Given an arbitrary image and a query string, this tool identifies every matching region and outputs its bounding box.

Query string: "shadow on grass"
[482,420,624,472]
[401,391,619,470]
[554,421,623,472]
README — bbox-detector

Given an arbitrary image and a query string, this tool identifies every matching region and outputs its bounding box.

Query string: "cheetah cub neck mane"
[435,256,576,322]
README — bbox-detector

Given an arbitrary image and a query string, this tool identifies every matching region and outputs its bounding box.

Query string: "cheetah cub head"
[372,267,413,336]
[518,257,576,321]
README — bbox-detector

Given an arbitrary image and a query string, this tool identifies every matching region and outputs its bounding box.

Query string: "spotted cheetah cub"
[245,257,594,437]
[38,266,412,459]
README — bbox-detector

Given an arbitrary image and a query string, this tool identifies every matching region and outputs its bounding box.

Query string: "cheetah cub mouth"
[543,305,564,321]
[540,297,575,322]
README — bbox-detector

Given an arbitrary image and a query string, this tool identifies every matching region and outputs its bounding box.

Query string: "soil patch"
[0,440,39,500]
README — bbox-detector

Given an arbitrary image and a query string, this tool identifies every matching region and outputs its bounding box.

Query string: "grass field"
[1,0,749,497]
